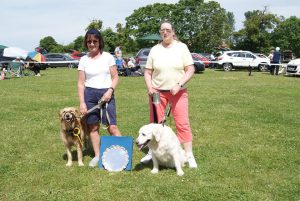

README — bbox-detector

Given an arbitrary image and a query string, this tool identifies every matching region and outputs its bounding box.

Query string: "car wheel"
[223,63,232,71]
[68,63,74,69]
[258,64,268,72]
[193,63,199,73]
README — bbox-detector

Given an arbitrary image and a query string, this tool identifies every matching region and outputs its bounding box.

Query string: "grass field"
[0,68,299,201]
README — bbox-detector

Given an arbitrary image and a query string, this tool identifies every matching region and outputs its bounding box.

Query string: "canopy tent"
[0,45,8,50]
[139,34,162,41]
[3,47,28,59]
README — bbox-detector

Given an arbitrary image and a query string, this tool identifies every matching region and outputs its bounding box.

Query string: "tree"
[271,16,300,57]
[39,36,61,53]
[125,0,234,53]
[101,28,119,53]
[125,3,176,49]
[85,19,103,31]
[173,0,234,52]
[233,7,280,53]
[73,36,85,52]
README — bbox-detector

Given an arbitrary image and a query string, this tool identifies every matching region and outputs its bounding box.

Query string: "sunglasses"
[87,40,99,44]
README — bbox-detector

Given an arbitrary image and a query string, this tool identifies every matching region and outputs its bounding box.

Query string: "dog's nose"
[64,113,73,121]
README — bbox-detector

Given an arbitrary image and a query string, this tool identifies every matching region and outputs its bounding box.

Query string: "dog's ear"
[59,109,64,120]
[74,108,80,116]
[152,126,162,142]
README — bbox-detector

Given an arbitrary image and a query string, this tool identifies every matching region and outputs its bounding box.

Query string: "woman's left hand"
[102,88,114,102]
[170,84,181,96]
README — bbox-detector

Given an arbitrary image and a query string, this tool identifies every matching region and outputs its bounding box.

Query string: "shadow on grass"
[62,145,94,161]
[133,162,153,171]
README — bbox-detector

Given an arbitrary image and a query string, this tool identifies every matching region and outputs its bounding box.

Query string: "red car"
[69,50,86,60]
[191,53,210,67]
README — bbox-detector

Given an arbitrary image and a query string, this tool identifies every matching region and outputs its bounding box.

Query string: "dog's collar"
[66,127,83,146]
[66,127,80,135]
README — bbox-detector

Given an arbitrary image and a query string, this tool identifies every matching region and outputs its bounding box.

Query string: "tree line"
[39,0,300,57]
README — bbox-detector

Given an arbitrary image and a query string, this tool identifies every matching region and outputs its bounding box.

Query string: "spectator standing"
[78,28,122,167]
[272,47,281,75]
[268,50,274,74]
[142,21,197,168]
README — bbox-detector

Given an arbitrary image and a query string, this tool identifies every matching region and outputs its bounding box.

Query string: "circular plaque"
[102,145,129,172]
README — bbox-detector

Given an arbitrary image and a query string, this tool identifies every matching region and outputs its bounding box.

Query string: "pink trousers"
[149,89,193,143]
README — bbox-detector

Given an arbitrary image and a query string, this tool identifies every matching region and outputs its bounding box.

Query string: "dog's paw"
[78,162,84,166]
[177,170,184,176]
[151,168,159,174]
[66,161,72,167]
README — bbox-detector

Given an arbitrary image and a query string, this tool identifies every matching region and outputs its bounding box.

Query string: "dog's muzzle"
[136,139,150,151]
[63,112,75,122]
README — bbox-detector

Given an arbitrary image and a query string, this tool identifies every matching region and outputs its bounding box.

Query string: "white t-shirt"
[78,52,115,89]
[145,41,193,90]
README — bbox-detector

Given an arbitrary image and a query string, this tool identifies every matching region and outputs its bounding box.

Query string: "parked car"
[44,53,79,68]
[217,50,270,71]
[286,58,300,76]
[135,48,204,74]
[193,56,205,73]
[68,50,86,60]
[254,53,270,71]
[191,53,210,67]
[281,50,296,63]
[135,48,151,69]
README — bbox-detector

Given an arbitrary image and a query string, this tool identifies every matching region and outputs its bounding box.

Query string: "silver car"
[135,48,151,69]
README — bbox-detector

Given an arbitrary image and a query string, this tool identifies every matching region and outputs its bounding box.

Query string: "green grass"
[0,68,299,201]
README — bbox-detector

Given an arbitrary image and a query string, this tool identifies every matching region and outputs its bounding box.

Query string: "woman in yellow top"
[142,21,197,168]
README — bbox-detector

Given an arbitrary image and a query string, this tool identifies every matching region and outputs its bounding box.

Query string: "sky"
[2,0,299,51]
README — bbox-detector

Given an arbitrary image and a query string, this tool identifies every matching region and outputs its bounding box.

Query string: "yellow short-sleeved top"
[145,41,193,90]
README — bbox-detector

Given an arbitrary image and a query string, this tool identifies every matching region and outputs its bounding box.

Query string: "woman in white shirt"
[78,29,121,167]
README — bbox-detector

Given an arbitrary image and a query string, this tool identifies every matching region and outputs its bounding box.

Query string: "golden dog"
[59,107,88,166]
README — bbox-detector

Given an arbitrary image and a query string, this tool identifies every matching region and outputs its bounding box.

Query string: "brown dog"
[59,107,88,166]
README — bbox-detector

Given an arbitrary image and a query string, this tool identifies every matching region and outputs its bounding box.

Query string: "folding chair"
[5,61,24,78]
[5,61,35,78]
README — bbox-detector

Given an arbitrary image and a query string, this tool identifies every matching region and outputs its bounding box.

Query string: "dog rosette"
[102,145,129,171]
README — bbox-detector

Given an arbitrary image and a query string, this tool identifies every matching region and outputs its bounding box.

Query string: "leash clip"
[160,103,171,126]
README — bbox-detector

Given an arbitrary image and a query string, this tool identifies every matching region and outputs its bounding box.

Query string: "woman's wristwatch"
[109,87,115,93]
[177,82,184,88]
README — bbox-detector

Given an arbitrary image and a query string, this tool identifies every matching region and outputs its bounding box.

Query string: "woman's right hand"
[79,103,87,115]
[147,86,158,96]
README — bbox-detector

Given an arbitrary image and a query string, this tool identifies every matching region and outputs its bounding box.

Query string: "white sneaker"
[89,156,99,167]
[188,155,198,169]
[140,151,152,163]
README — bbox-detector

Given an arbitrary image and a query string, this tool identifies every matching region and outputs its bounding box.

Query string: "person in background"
[114,45,122,58]
[272,47,281,75]
[116,56,131,76]
[78,28,122,167]
[24,57,41,76]
[268,50,274,74]
[142,21,198,168]
[12,57,25,77]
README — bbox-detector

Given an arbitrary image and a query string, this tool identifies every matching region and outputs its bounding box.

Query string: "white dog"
[136,123,186,176]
